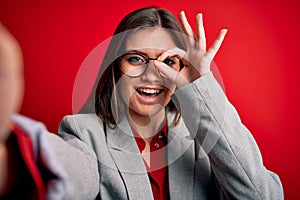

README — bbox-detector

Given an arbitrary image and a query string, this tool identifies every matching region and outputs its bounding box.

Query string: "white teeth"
[138,88,161,94]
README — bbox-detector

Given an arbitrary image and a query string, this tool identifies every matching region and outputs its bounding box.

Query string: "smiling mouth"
[136,87,163,96]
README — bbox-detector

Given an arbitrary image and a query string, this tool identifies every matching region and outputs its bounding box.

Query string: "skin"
[118,11,227,166]
[0,23,24,196]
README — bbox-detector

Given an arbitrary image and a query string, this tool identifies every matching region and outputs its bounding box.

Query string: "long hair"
[83,7,186,127]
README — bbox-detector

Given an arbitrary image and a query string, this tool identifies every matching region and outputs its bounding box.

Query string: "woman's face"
[118,27,180,119]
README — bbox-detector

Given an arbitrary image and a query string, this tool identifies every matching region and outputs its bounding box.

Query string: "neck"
[128,109,165,142]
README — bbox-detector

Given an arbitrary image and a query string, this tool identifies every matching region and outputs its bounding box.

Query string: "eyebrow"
[123,49,178,60]
[124,49,149,57]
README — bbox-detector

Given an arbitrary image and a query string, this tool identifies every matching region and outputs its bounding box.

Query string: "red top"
[11,124,46,200]
[132,122,169,200]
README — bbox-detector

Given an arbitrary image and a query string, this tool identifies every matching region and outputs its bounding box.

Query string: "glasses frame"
[118,51,180,78]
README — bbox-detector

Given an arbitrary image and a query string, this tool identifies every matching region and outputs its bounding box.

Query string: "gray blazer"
[13,73,283,200]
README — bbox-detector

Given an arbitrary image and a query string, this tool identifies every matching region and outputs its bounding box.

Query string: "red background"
[1,0,299,199]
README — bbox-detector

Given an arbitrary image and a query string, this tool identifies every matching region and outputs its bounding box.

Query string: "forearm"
[172,72,284,199]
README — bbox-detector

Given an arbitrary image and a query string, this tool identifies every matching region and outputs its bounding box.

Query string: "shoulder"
[59,113,105,141]
[60,113,102,127]
[60,113,103,130]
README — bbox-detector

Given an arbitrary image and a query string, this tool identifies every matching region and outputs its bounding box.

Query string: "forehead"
[125,28,177,52]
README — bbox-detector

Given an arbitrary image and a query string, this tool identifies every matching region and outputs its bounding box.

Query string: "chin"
[130,104,165,118]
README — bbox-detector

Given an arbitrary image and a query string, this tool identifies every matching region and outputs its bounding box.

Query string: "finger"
[154,60,178,82]
[154,60,189,88]
[157,47,186,62]
[179,11,195,47]
[196,13,206,51]
[207,29,228,59]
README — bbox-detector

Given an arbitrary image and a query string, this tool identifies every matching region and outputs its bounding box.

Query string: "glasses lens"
[120,53,147,77]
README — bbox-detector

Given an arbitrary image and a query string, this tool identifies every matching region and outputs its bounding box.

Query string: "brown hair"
[90,7,186,127]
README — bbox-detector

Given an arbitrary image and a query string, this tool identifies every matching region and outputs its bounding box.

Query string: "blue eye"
[127,55,146,65]
[163,58,175,66]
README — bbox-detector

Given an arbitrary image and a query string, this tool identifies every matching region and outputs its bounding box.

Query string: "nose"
[140,61,161,82]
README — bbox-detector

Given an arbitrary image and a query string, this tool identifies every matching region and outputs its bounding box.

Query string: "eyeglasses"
[118,51,181,77]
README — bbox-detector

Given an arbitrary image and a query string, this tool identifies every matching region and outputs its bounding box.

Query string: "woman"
[0,6,283,200]
[59,6,283,199]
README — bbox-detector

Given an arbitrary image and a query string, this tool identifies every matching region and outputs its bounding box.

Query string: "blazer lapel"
[105,113,196,200]
[167,115,195,200]
[106,116,154,200]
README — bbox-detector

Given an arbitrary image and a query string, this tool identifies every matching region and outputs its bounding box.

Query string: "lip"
[134,85,164,104]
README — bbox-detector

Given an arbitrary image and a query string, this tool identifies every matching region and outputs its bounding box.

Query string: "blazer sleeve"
[12,114,99,200]
[171,72,284,200]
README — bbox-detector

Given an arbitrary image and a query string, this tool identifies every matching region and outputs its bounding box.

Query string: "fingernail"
[180,10,185,17]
